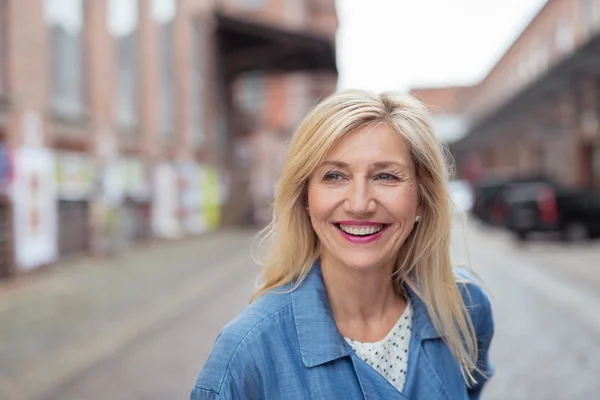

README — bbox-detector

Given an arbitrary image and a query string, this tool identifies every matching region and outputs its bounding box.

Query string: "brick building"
[409,86,472,144]
[419,0,600,190]
[0,0,337,277]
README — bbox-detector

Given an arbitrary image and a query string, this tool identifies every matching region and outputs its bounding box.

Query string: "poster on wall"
[12,148,58,270]
[101,161,125,207]
[120,158,150,200]
[177,163,206,235]
[200,165,221,231]
[55,152,95,200]
[152,163,179,238]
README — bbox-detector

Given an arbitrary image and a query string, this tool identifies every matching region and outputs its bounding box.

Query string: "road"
[1,220,599,400]
[451,219,600,400]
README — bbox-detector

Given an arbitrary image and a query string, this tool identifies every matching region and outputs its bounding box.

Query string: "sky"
[336,0,548,92]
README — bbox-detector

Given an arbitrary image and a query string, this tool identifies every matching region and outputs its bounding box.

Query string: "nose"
[343,178,376,215]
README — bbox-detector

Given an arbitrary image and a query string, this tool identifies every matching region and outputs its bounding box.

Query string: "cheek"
[378,186,419,217]
[307,184,337,219]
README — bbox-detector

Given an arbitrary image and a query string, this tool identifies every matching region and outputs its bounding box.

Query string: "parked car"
[471,176,558,226]
[471,178,508,225]
[503,181,600,242]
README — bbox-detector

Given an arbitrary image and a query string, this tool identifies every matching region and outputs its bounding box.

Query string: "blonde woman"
[191,90,494,400]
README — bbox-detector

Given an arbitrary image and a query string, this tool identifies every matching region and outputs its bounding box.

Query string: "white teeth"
[339,224,384,236]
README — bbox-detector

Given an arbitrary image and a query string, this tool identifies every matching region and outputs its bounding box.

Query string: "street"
[1,220,599,400]
[451,219,600,400]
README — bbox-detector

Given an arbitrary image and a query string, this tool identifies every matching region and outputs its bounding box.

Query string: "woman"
[191,90,494,399]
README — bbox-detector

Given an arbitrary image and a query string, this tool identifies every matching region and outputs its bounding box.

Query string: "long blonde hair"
[251,89,479,381]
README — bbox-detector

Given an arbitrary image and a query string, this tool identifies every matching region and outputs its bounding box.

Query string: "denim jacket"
[191,262,494,399]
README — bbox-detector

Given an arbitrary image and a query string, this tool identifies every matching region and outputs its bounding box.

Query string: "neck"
[320,256,407,341]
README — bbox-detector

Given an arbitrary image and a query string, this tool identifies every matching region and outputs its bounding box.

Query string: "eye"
[323,171,345,182]
[375,173,401,182]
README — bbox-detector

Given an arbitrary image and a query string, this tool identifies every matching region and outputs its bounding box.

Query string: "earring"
[415,215,421,223]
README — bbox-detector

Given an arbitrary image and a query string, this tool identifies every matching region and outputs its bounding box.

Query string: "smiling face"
[307,123,421,274]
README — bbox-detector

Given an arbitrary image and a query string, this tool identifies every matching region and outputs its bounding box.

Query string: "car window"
[504,182,550,203]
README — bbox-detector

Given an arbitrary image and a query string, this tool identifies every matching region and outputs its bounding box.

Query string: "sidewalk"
[0,230,257,400]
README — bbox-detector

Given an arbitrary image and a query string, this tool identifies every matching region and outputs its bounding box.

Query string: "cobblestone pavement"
[1,221,599,400]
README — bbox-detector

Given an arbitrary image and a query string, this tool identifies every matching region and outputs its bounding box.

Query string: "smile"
[338,224,384,236]
[334,222,390,244]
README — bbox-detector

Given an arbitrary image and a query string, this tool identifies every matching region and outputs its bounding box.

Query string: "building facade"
[0,0,338,277]
[409,86,472,144]
[420,0,600,190]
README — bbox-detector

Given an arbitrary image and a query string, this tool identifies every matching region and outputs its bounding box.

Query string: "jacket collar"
[290,261,441,368]
[404,282,443,341]
[290,261,352,368]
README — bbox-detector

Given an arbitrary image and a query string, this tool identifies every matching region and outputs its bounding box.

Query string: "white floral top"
[344,302,413,393]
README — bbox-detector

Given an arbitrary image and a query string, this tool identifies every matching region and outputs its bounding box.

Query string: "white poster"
[56,151,95,200]
[152,163,179,238]
[12,148,58,270]
[120,158,150,200]
[21,110,44,147]
[177,163,206,235]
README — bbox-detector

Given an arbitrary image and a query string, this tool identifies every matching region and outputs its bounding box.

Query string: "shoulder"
[193,289,294,394]
[453,266,494,335]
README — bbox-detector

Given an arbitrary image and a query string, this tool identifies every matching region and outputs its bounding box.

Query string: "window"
[152,0,176,140]
[108,0,139,129]
[215,117,228,159]
[582,0,598,35]
[44,0,84,117]
[235,72,265,113]
[285,0,306,26]
[0,0,5,94]
[555,18,574,54]
[239,0,266,9]
[286,73,311,131]
[189,21,206,147]
[593,144,600,188]
[535,41,549,73]
[523,41,549,81]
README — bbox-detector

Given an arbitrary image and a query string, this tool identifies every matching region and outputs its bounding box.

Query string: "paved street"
[451,218,600,400]
[0,220,599,400]
[0,231,260,400]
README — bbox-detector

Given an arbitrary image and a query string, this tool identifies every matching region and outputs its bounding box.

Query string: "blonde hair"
[251,89,479,382]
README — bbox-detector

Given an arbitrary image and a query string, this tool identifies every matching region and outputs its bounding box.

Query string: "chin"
[336,252,389,272]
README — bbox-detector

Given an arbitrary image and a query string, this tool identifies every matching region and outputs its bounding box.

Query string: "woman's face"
[307,123,421,274]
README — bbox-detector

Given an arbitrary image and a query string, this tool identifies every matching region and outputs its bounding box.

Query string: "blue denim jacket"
[191,262,494,399]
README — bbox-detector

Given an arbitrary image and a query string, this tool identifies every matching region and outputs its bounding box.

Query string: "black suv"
[502,181,600,242]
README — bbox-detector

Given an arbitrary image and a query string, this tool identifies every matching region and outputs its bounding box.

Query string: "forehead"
[323,123,412,164]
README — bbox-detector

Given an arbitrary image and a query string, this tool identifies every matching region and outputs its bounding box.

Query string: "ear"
[415,204,423,223]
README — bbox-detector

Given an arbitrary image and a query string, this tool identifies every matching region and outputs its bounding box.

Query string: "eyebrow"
[372,161,410,171]
[320,160,410,170]
[320,161,349,168]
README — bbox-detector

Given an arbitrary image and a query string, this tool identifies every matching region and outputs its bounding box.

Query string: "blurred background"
[0,0,599,399]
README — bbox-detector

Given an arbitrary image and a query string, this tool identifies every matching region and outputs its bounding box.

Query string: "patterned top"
[344,302,413,393]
